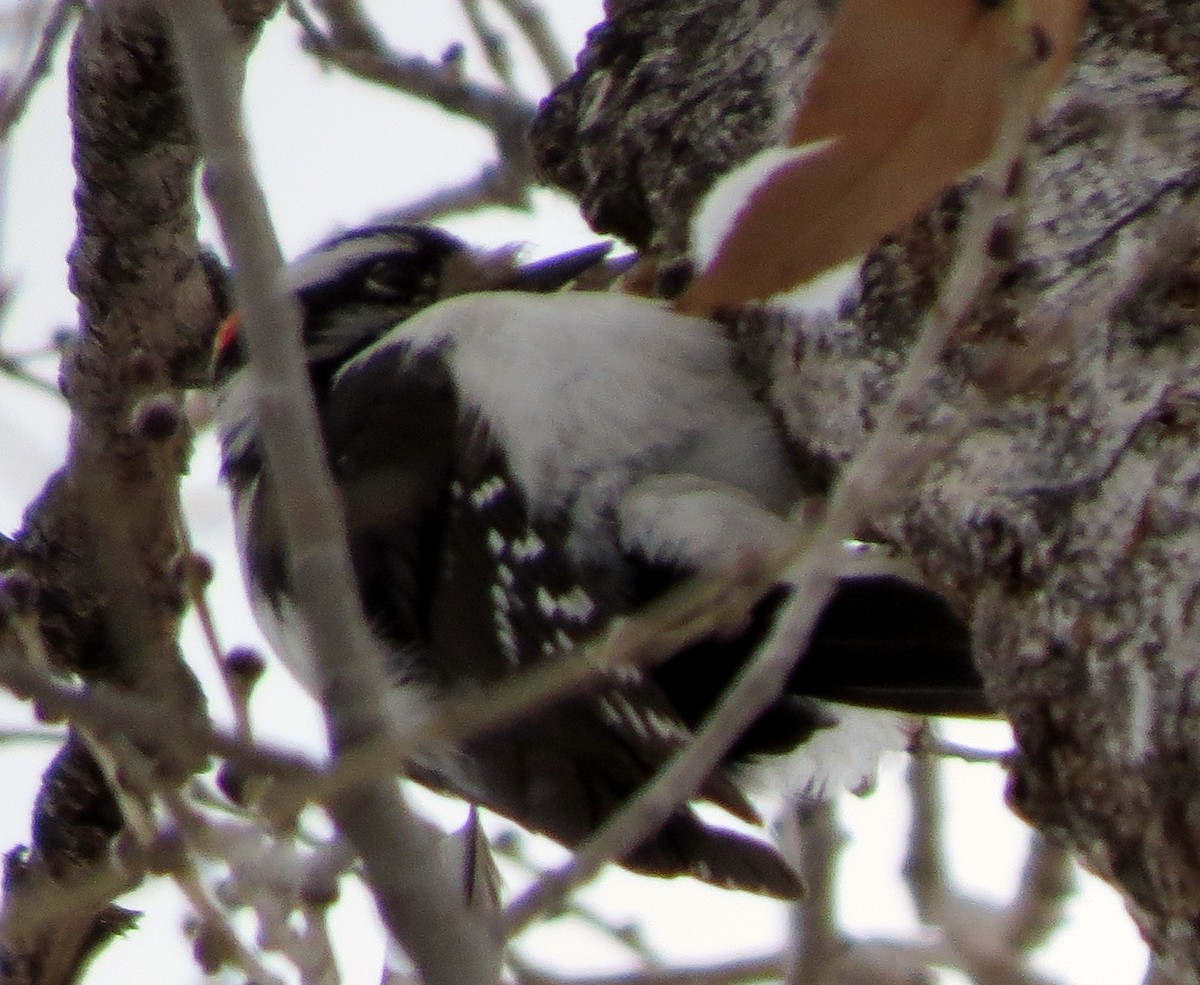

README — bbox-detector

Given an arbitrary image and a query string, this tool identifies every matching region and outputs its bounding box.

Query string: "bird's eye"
[362,259,414,299]
[361,258,441,307]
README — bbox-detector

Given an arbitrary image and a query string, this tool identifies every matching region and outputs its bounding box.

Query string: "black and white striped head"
[212,223,613,395]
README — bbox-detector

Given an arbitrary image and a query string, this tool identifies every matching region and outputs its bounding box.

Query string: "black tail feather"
[794,575,990,717]
[625,810,805,899]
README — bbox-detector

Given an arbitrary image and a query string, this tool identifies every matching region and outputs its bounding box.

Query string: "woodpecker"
[213,224,987,898]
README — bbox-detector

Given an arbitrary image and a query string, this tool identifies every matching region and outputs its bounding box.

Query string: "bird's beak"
[441,241,620,298]
[503,242,616,292]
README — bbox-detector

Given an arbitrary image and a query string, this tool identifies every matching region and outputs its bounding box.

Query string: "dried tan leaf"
[676,0,1085,317]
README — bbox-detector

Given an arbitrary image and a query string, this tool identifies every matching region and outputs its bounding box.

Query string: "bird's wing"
[430,426,767,825]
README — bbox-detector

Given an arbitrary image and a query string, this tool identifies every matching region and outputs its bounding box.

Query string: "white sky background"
[0,2,1151,983]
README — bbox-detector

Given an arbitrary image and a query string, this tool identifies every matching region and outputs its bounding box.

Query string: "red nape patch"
[214,311,242,363]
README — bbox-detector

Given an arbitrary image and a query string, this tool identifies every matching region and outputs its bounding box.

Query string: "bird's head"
[212,223,614,396]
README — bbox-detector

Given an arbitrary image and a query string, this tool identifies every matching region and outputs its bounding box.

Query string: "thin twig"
[162,793,290,985]
[292,8,536,136]
[904,742,948,925]
[905,732,1073,982]
[513,952,786,985]
[309,0,380,51]
[0,650,321,784]
[283,0,325,42]
[156,482,256,740]
[491,0,573,87]
[460,0,517,91]
[285,0,543,221]
[782,802,844,985]
[8,604,159,848]
[374,161,532,225]
[912,732,1013,765]
[1003,835,1075,952]
[0,0,82,143]
[0,355,65,399]
[0,663,247,978]
[317,561,770,800]
[0,724,66,744]
[492,831,664,966]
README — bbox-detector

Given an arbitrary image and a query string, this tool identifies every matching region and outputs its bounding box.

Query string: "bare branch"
[0,0,237,974]
[515,953,786,985]
[375,161,532,225]
[783,802,845,985]
[904,730,1073,984]
[491,0,572,87]
[1003,836,1075,953]
[0,0,82,143]
[291,3,535,140]
[283,0,553,224]
[460,0,518,91]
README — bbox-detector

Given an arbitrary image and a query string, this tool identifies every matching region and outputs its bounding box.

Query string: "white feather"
[773,258,863,316]
[617,473,788,572]
[690,140,835,273]
[212,366,260,468]
[755,705,917,802]
[284,228,425,292]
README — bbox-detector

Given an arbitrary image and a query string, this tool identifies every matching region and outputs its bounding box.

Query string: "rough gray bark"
[533,0,822,256]
[532,1,1200,978]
